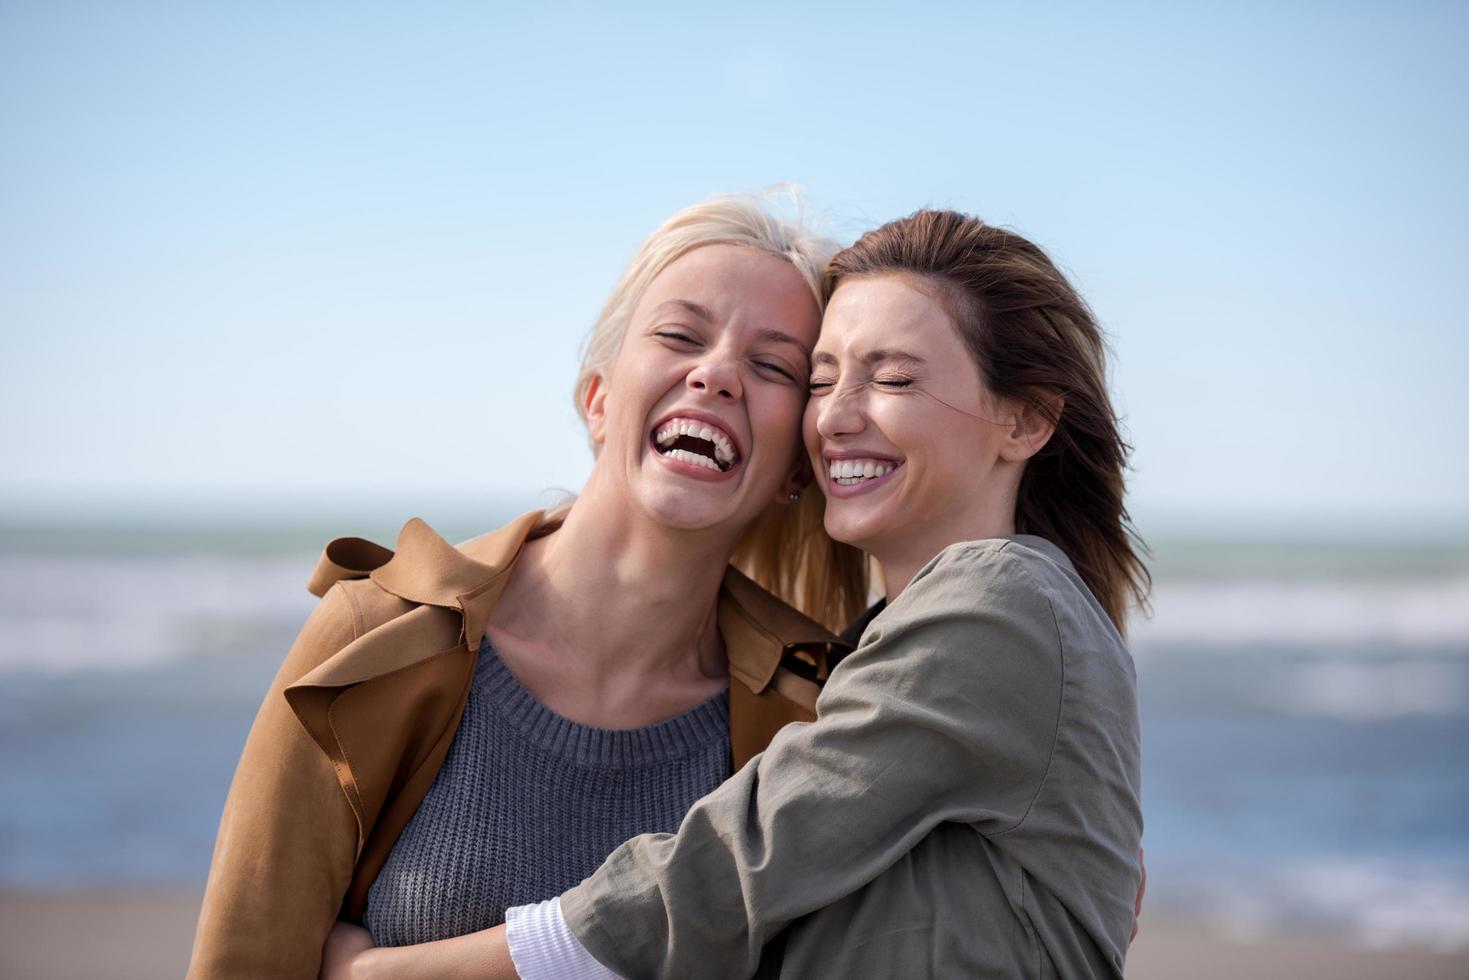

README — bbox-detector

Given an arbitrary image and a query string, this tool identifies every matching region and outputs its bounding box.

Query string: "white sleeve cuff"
[505,896,622,980]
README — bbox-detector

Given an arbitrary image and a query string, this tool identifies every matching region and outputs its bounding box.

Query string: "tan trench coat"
[187,510,845,979]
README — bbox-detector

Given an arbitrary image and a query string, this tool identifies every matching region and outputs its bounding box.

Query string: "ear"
[998,393,1062,463]
[775,453,814,504]
[583,373,610,447]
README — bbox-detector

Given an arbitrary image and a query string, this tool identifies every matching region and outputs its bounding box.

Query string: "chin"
[638,486,738,533]
[821,501,890,553]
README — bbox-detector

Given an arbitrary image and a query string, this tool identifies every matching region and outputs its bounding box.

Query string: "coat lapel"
[283,509,849,897]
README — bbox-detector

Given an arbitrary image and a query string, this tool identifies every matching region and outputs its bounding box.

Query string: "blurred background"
[2,2,1466,977]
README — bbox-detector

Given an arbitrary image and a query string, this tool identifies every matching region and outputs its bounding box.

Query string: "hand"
[1130,846,1147,944]
[318,919,519,980]
[320,920,376,980]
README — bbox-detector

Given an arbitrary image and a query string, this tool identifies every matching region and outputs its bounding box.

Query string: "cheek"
[607,359,677,429]
[912,414,999,488]
[873,399,946,465]
[801,400,821,456]
[755,388,806,446]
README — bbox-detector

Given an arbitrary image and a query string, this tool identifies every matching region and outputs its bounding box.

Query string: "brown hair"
[824,210,1149,633]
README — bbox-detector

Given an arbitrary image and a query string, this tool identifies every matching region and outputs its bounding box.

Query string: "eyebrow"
[650,299,714,321]
[811,348,927,368]
[756,328,812,359]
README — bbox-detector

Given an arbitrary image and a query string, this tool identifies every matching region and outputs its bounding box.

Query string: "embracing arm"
[318,920,517,980]
[187,587,362,980]
[561,544,1068,978]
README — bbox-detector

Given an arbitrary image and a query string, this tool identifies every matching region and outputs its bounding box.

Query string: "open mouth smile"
[650,415,742,474]
[824,455,904,496]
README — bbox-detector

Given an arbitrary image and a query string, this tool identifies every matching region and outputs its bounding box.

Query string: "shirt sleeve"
[559,543,1066,979]
[505,898,622,980]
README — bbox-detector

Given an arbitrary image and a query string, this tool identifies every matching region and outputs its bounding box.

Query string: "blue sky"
[3,1,1466,534]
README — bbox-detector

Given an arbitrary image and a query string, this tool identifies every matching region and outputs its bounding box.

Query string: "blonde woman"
[187,192,867,979]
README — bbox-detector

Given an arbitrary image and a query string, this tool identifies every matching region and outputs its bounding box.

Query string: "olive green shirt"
[562,536,1143,979]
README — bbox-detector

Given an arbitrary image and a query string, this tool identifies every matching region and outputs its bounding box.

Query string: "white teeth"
[667,447,721,471]
[652,417,739,468]
[828,458,896,485]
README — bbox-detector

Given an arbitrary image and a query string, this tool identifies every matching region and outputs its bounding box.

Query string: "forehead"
[635,244,821,343]
[816,274,970,362]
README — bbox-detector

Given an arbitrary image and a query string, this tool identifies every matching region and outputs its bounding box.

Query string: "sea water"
[1,519,1466,950]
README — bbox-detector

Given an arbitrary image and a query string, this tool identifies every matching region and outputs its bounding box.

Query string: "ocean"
[2,515,1466,951]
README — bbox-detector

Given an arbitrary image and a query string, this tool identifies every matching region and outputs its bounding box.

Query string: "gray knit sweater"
[363,636,731,947]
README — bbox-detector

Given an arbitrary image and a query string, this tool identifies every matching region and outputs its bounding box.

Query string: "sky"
[2,1,1466,535]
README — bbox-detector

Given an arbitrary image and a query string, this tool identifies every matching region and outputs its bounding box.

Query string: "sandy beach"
[2,890,1466,979]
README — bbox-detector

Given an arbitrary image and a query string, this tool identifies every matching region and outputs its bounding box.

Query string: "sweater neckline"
[473,636,729,768]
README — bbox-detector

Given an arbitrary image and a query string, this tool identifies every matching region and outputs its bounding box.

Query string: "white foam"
[1199,860,1469,952]
[0,555,316,673]
[1131,576,1469,652]
[1266,660,1467,720]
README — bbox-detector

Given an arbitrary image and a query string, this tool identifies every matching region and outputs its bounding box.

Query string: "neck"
[492,471,740,682]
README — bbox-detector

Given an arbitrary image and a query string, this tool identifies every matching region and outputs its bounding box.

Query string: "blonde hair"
[567,188,869,633]
[574,188,831,426]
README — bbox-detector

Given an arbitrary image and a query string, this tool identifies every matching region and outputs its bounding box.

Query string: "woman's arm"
[318,898,628,980]
[318,921,518,980]
[560,542,1081,978]
[188,587,363,980]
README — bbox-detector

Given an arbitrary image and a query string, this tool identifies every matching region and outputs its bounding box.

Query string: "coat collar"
[301,510,841,695]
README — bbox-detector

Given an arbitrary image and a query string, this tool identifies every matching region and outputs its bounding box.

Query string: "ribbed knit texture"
[363,636,731,947]
[506,897,620,980]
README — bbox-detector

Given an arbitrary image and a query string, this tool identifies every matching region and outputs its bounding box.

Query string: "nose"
[686,350,743,400]
[814,382,866,440]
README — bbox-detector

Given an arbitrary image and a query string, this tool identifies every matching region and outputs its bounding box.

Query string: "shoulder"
[330,577,416,637]
[275,578,414,685]
[278,516,487,684]
[889,537,1116,640]
[300,529,421,640]
[886,540,1134,710]
[822,542,1067,733]
[840,541,1064,690]
[911,537,1070,592]
[878,539,1061,638]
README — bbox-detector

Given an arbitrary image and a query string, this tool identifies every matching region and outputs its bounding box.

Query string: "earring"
[788,491,800,502]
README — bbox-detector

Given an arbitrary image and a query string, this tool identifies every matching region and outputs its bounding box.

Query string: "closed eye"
[755,359,799,383]
[655,330,701,346]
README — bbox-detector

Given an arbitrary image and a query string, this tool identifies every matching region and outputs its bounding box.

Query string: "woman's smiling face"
[586,243,820,534]
[804,273,1018,567]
